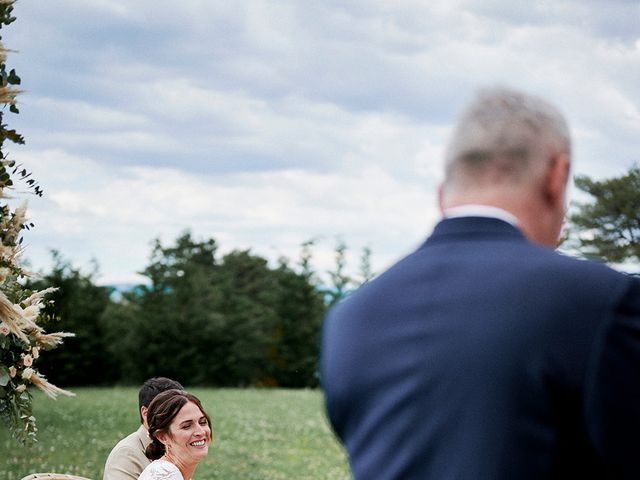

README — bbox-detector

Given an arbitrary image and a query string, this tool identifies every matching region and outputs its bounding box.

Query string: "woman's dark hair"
[145,389,213,460]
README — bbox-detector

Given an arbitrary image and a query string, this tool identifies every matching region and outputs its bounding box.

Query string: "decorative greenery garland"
[0,0,73,445]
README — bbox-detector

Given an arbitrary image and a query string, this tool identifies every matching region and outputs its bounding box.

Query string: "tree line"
[29,234,370,388]
[28,165,640,389]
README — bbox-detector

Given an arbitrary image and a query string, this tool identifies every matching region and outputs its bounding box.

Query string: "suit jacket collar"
[136,424,152,451]
[424,216,527,246]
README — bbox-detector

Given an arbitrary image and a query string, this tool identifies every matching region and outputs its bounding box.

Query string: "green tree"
[323,239,375,306]
[567,165,640,265]
[267,254,325,387]
[104,232,325,387]
[325,238,352,306]
[358,245,375,284]
[107,232,223,384]
[28,252,115,386]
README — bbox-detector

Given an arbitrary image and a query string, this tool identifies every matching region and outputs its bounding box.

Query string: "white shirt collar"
[443,204,519,227]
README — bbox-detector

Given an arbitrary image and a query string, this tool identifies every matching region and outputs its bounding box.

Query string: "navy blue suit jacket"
[321,217,640,479]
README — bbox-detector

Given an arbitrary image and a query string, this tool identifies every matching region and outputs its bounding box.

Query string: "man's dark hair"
[138,377,184,423]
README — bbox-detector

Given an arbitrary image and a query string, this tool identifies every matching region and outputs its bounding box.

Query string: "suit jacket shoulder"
[103,425,151,480]
[321,217,640,479]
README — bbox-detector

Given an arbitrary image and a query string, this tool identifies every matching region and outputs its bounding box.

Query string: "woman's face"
[163,401,212,463]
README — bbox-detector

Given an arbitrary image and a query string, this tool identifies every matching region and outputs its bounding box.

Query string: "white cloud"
[28,97,149,130]
[3,0,639,284]
[17,149,437,285]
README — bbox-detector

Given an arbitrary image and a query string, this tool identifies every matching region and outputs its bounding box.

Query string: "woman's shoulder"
[138,458,183,480]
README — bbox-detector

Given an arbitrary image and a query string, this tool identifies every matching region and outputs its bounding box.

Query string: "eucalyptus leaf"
[7,69,20,85]
[0,366,10,387]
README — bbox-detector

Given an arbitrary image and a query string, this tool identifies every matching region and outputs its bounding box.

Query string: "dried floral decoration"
[0,0,74,445]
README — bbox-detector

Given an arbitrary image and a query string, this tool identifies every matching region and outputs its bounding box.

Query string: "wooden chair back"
[21,474,92,480]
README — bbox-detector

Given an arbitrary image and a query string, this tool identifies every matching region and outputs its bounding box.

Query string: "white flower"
[15,384,26,393]
[32,347,40,359]
[22,367,34,380]
[0,322,9,336]
[22,354,33,367]
[9,366,16,378]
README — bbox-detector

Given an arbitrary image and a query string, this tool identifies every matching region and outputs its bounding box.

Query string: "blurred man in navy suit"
[321,87,640,479]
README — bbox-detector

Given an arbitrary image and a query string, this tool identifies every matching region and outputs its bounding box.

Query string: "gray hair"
[443,87,571,190]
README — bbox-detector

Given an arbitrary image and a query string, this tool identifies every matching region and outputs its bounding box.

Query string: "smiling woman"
[140,389,213,480]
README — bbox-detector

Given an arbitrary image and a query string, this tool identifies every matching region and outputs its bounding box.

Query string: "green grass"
[1,387,351,480]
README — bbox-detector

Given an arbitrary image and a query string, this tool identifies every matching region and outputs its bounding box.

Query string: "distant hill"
[107,283,138,300]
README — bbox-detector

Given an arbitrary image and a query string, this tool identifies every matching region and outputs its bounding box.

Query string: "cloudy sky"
[4,0,640,285]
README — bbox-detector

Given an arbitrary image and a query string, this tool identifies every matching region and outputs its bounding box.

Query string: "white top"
[138,459,183,480]
[443,204,519,227]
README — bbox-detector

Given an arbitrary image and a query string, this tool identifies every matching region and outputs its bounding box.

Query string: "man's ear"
[437,183,446,214]
[141,406,149,427]
[544,153,570,207]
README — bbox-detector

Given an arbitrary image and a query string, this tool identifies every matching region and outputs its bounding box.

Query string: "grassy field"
[1,388,351,480]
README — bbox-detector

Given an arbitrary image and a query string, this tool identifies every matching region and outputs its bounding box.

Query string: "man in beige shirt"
[103,377,183,480]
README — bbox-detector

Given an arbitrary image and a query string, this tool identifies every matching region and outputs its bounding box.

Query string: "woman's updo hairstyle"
[144,389,213,460]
